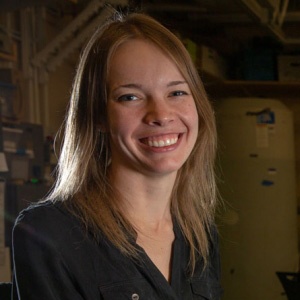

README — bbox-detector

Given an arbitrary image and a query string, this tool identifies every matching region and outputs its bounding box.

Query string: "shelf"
[0,43,17,62]
[204,79,300,98]
[2,127,23,134]
[220,80,300,88]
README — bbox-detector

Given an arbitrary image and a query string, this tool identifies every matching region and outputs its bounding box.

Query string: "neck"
[109,166,177,227]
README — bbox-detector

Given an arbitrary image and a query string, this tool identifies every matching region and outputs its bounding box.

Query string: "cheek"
[184,102,199,133]
[190,105,199,126]
[191,115,199,144]
[107,109,135,139]
[186,107,199,150]
[107,105,121,131]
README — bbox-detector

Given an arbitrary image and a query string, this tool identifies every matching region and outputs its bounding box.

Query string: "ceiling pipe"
[277,0,289,27]
[32,0,106,67]
[236,0,300,44]
[32,0,128,73]
[259,0,279,10]
[46,6,114,72]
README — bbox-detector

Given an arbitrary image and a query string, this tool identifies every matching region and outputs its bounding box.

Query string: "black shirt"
[12,200,222,299]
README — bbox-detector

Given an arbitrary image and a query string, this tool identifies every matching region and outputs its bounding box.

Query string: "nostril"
[145,114,174,126]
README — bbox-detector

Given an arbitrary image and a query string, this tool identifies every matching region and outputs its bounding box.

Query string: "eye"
[169,90,188,97]
[117,94,139,102]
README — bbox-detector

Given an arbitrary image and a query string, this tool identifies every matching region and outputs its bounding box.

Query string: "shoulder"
[15,199,74,228]
[13,199,85,248]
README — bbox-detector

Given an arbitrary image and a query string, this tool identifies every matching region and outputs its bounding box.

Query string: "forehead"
[111,39,171,63]
[107,39,184,80]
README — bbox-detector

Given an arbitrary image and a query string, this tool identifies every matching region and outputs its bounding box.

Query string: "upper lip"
[137,130,186,140]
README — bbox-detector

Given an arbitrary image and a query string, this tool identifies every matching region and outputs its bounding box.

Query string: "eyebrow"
[167,80,188,87]
[114,81,188,91]
[115,83,142,90]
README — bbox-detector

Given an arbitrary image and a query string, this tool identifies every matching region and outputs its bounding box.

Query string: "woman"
[12,12,221,299]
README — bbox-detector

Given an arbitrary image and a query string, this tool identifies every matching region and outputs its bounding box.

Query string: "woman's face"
[106,39,198,177]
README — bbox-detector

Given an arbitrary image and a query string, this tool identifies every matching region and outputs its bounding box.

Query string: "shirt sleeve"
[12,212,85,300]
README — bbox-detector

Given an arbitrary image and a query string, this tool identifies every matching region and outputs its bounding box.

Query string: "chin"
[143,161,185,176]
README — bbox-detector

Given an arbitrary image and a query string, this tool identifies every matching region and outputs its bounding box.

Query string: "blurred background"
[0,0,299,299]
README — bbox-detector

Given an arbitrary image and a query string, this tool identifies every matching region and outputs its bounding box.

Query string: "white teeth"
[147,137,178,147]
[158,140,165,147]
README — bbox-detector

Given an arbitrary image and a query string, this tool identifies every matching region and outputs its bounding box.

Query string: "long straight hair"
[48,12,217,273]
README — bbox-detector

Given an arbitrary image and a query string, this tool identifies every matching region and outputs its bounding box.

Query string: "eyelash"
[116,90,188,102]
[170,90,188,97]
[117,94,139,102]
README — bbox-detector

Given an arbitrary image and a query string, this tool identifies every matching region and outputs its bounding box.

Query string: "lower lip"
[140,134,182,153]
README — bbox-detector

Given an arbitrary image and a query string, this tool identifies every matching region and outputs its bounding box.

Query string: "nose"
[143,99,174,126]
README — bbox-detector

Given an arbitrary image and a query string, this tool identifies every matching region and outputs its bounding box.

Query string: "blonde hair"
[48,12,217,273]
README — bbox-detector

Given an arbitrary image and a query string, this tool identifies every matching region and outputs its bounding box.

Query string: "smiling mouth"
[140,134,180,148]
